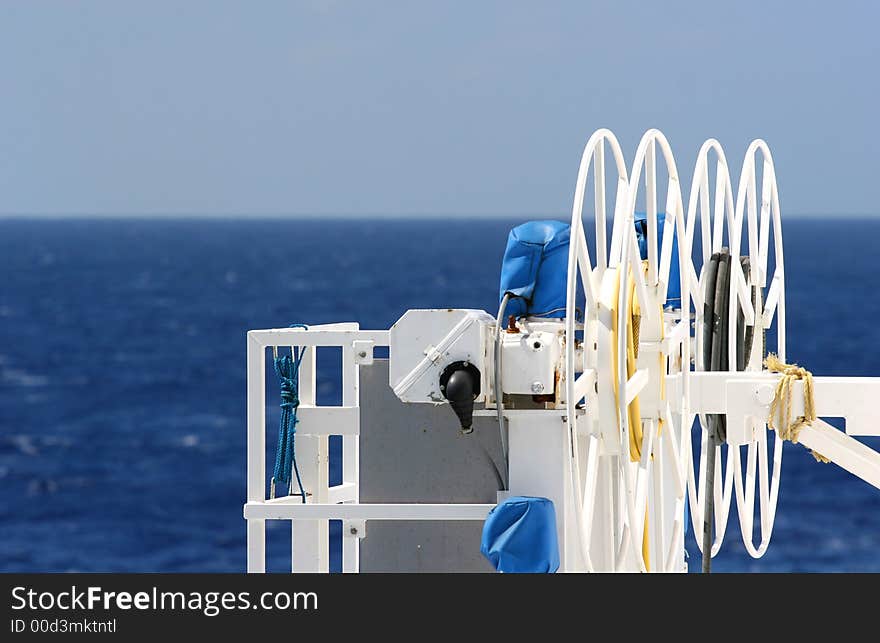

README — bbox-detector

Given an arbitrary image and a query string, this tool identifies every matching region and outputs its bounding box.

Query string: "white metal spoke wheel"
[684,139,786,559]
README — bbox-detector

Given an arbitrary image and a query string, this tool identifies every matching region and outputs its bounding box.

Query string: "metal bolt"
[350,526,358,536]
[533,341,541,350]
[531,381,545,394]
[358,350,367,358]
[756,385,774,406]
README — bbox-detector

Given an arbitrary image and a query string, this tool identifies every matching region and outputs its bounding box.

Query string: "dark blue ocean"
[1,217,879,573]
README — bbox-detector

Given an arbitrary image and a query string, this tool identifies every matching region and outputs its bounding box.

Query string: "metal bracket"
[343,520,367,540]
[668,371,880,445]
[423,344,442,363]
[353,340,374,365]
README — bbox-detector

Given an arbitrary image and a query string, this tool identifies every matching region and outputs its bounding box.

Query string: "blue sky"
[0,1,877,216]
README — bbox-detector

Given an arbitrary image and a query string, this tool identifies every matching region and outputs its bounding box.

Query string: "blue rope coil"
[271,324,309,501]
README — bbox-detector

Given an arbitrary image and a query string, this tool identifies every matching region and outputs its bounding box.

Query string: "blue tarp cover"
[480,496,560,573]
[498,220,570,318]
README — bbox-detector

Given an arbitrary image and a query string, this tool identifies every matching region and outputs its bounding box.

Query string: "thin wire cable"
[495,293,511,488]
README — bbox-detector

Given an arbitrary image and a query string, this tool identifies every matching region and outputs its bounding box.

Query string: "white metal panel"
[388,309,493,404]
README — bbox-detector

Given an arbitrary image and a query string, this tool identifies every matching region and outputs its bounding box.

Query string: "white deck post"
[506,414,573,571]
[246,333,266,573]
[341,342,361,573]
[291,346,330,572]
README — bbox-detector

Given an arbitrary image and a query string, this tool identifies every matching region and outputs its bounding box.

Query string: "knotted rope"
[764,354,829,463]
[271,324,310,500]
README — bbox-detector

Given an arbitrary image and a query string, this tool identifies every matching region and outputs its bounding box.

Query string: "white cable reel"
[683,139,786,560]
[563,128,629,573]
[611,129,691,572]
[564,129,786,570]
[683,140,739,558]
[729,141,786,558]
[565,128,692,572]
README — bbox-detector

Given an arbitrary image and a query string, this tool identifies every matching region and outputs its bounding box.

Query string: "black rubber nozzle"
[439,361,481,434]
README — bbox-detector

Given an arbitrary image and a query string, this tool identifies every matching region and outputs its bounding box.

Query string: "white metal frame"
[245,323,493,573]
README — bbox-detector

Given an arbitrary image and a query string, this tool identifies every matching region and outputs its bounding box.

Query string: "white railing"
[244,323,494,573]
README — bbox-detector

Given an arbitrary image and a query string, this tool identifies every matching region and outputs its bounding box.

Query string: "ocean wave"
[1,367,48,388]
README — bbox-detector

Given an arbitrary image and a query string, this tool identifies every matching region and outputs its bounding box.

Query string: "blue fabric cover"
[498,220,570,318]
[480,496,560,573]
[634,212,681,309]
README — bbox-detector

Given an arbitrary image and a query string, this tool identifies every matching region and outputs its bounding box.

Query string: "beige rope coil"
[764,354,829,463]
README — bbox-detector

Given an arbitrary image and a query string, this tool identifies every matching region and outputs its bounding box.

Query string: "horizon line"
[1,211,879,220]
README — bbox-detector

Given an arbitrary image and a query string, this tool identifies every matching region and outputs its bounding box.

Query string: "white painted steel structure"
[245,130,880,573]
